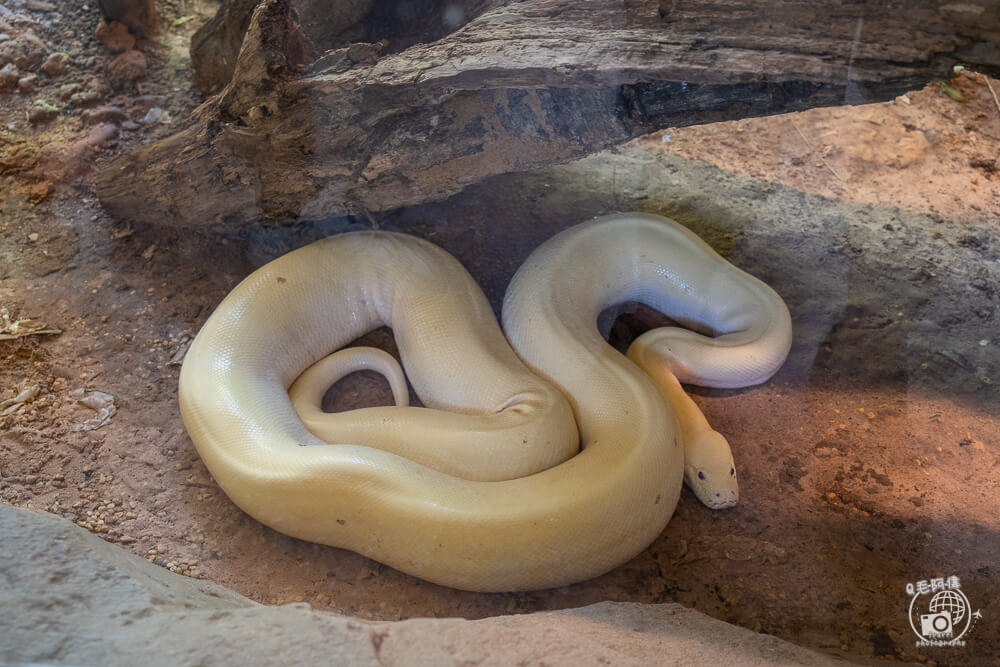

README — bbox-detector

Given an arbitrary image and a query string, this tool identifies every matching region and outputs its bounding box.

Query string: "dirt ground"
[1,2,998,665]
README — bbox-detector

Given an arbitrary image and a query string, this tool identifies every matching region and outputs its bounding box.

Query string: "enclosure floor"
[1,3,998,666]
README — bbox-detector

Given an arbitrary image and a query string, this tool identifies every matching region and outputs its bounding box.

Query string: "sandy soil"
[1,2,998,665]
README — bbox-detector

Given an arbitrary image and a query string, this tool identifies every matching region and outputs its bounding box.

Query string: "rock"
[128,93,164,113]
[69,75,110,107]
[94,19,135,53]
[69,89,103,107]
[97,0,157,36]
[81,104,127,125]
[0,140,38,175]
[0,61,16,91]
[107,48,145,88]
[23,178,53,202]
[15,72,34,93]
[40,50,68,76]
[33,123,119,182]
[85,122,120,145]
[0,504,854,666]
[55,80,76,99]
[141,106,167,125]
[26,98,58,123]
[0,29,46,69]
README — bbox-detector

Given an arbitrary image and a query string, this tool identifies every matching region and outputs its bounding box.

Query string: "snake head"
[683,429,739,510]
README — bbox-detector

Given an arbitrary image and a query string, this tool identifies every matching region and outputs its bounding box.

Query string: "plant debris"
[0,384,40,416]
[69,388,117,431]
[0,307,61,340]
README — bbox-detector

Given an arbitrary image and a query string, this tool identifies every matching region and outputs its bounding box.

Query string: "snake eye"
[730,467,735,476]
[698,471,706,480]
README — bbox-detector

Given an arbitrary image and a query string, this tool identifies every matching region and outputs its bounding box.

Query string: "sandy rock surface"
[0,503,860,666]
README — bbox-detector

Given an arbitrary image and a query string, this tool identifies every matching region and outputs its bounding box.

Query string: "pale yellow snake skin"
[178,213,792,591]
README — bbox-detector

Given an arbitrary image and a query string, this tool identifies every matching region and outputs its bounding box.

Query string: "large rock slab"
[0,503,853,665]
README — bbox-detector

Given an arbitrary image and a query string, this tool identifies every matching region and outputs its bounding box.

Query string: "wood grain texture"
[97,0,1000,226]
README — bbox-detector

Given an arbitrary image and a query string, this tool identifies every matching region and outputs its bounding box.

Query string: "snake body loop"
[179,213,791,591]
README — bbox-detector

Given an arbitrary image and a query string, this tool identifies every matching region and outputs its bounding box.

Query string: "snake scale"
[179,213,792,591]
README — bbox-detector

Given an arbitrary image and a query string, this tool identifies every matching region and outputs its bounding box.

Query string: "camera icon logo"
[920,611,953,637]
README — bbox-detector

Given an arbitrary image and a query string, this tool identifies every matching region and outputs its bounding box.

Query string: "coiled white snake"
[178,213,792,591]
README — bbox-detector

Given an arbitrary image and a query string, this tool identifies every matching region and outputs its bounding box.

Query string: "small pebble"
[25,180,52,202]
[131,94,165,112]
[55,82,77,99]
[40,51,69,77]
[141,106,165,124]
[0,62,17,92]
[69,76,110,108]
[17,73,37,94]
[1,30,47,69]
[27,98,59,123]
[81,105,126,125]
[107,48,146,88]
[94,19,135,53]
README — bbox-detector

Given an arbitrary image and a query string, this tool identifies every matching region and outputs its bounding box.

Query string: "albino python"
[178,213,792,591]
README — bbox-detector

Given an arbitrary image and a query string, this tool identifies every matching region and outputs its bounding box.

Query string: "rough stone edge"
[0,502,867,666]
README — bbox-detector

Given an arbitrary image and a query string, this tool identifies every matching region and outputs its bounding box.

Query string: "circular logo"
[909,587,972,643]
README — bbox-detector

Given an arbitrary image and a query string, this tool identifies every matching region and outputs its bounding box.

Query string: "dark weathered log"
[190,0,495,97]
[98,0,1000,227]
[189,0,262,96]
